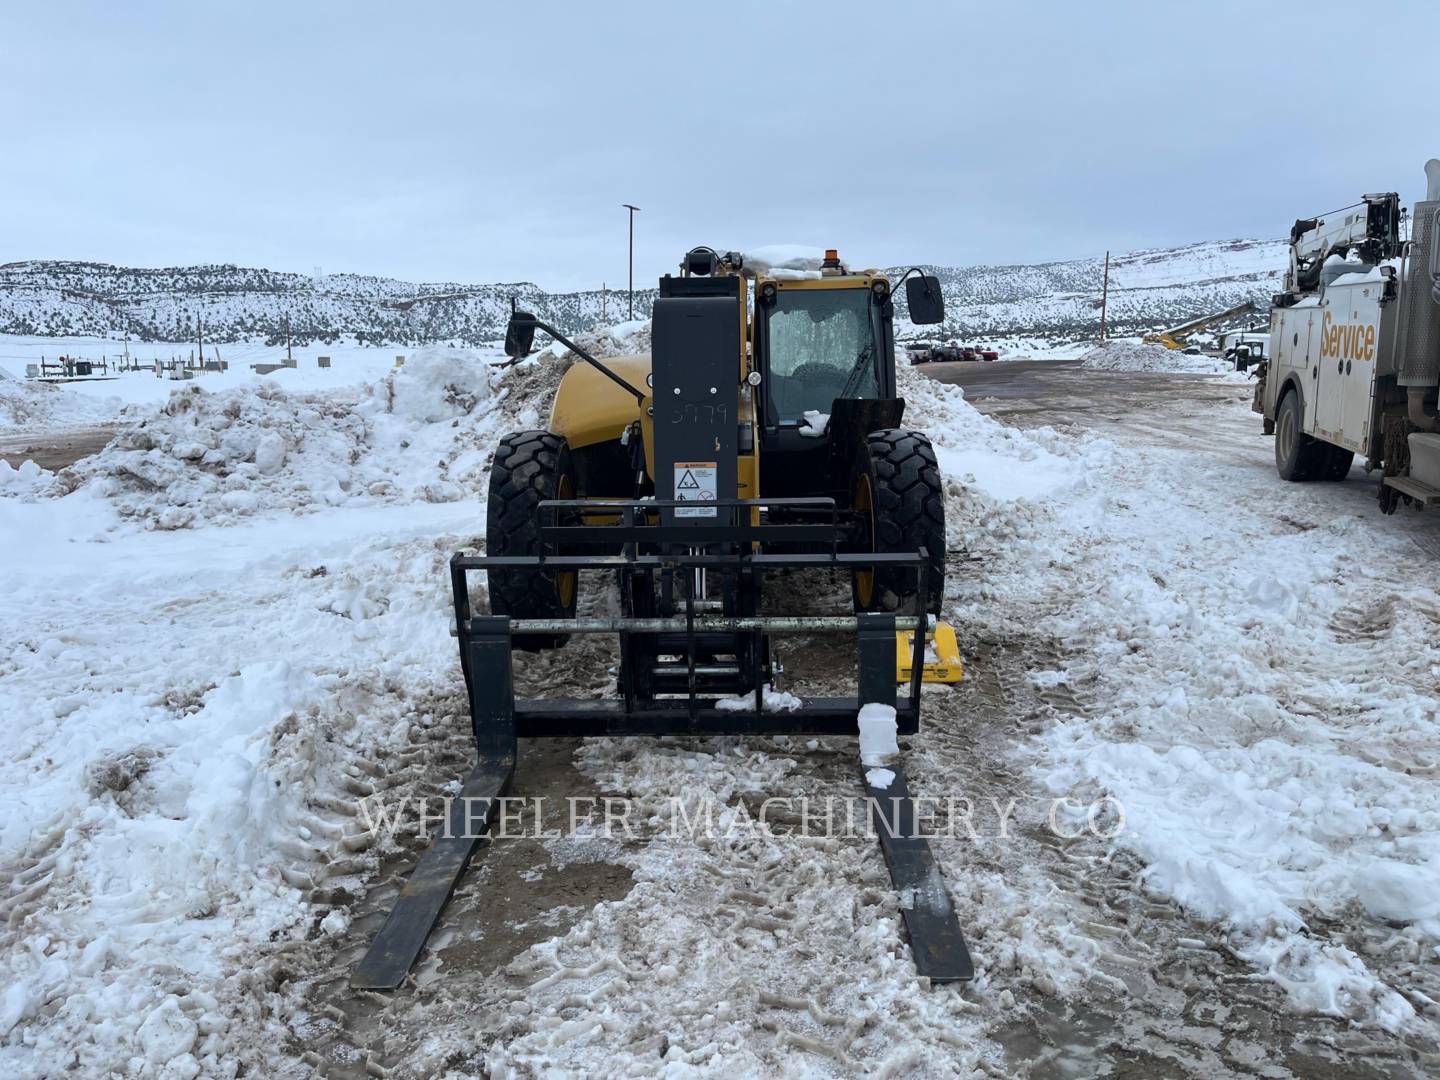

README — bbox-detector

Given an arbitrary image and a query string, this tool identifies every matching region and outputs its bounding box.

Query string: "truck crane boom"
[1282,193,1402,297]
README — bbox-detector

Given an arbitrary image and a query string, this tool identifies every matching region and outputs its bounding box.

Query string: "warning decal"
[673,461,717,518]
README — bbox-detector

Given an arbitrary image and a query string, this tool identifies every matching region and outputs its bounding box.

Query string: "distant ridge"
[0,238,1284,347]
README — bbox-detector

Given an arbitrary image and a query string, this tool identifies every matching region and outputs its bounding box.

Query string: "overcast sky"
[4,1,1440,291]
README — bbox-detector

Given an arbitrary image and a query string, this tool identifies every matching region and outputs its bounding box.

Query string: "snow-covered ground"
[0,343,563,1076]
[939,367,1440,1037]
[2,325,1437,1076]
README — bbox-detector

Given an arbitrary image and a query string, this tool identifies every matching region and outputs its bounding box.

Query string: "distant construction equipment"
[1142,301,1258,350]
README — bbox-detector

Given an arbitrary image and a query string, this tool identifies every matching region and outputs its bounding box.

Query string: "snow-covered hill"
[0,261,644,347]
[909,238,1284,346]
[0,238,1285,348]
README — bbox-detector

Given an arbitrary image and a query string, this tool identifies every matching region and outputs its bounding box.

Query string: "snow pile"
[63,348,560,530]
[894,355,1102,558]
[766,267,823,281]
[1043,726,1437,1026]
[0,497,475,1076]
[0,458,51,498]
[0,376,121,430]
[1,339,483,418]
[540,318,651,361]
[68,381,372,529]
[0,661,327,1070]
[1079,339,1236,376]
[738,244,890,279]
[897,343,1439,1033]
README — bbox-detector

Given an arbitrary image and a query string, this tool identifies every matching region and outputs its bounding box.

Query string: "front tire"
[485,430,578,651]
[1275,390,1327,482]
[851,429,946,614]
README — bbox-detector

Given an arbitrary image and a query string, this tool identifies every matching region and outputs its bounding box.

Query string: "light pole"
[1099,250,1110,342]
[623,204,641,320]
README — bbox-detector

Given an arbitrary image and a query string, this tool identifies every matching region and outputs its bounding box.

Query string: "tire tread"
[855,428,946,613]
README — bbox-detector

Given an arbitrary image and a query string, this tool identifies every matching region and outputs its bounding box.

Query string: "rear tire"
[851,429,946,614]
[1275,390,1327,481]
[1320,444,1355,481]
[485,430,577,651]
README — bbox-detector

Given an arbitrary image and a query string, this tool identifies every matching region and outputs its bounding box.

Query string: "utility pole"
[622,204,641,320]
[1099,251,1110,342]
[285,316,293,364]
[197,313,204,367]
[601,283,608,322]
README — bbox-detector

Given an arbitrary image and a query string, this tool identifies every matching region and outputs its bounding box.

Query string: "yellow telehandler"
[353,246,972,990]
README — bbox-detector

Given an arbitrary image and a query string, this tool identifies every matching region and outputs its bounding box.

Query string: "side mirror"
[905,275,945,325]
[504,310,538,358]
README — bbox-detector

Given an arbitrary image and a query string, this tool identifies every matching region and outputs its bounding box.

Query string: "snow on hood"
[1329,267,1385,287]
[739,244,880,276]
[738,244,829,274]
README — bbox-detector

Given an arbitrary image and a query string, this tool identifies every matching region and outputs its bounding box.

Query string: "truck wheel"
[1320,445,1355,481]
[851,429,946,614]
[485,430,577,650]
[1275,390,1326,482]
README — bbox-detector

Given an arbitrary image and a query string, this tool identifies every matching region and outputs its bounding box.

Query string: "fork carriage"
[352,497,973,990]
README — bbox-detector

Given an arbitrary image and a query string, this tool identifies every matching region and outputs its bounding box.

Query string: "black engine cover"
[652,279,741,526]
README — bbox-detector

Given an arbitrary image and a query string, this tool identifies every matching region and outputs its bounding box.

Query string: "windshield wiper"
[837,341,876,402]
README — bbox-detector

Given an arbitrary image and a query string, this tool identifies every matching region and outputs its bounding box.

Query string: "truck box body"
[1266,272,1399,458]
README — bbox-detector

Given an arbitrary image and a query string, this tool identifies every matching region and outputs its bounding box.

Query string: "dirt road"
[921,358,1244,429]
[0,425,119,470]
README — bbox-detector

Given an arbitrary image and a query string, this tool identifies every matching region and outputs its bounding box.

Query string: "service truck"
[1256,159,1440,512]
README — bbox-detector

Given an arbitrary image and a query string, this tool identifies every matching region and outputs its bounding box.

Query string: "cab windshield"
[764,287,882,421]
